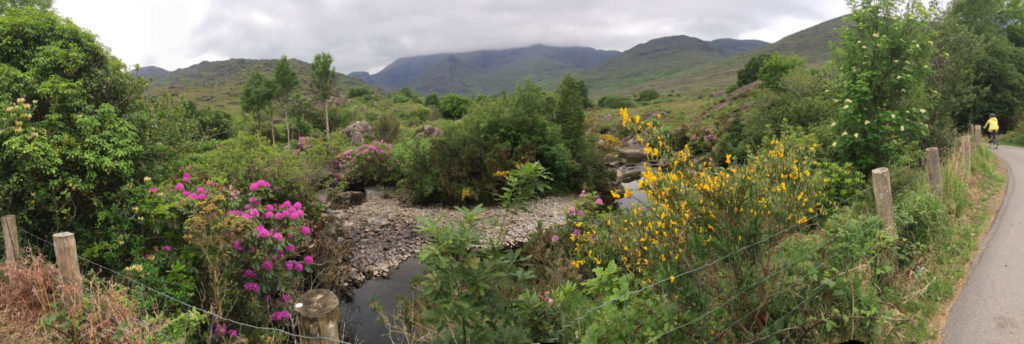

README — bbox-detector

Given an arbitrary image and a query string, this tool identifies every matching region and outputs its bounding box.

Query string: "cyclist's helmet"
[990,113,997,118]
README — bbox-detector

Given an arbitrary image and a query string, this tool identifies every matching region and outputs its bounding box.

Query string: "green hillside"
[586,16,845,97]
[143,58,370,114]
[355,44,618,95]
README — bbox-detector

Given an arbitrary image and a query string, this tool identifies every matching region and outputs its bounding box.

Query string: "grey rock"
[618,136,646,163]
[617,164,645,183]
[343,120,374,145]
[414,124,445,138]
[368,214,390,227]
[331,191,366,209]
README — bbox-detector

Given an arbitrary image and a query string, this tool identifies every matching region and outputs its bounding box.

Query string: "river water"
[338,180,647,343]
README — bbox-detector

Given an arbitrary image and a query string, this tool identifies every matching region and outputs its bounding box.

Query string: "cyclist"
[983,113,999,143]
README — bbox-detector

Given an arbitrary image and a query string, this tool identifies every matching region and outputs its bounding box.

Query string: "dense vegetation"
[1,0,1023,342]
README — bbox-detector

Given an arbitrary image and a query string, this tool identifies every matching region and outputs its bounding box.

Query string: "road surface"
[944,145,1024,343]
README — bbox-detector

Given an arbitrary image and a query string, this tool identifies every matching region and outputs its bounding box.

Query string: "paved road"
[944,145,1024,343]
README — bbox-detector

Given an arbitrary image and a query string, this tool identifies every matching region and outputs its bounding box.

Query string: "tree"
[241,71,276,140]
[635,89,660,102]
[0,7,147,240]
[736,53,771,86]
[831,0,936,173]
[272,56,297,145]
[554,74,588,148]
[0,0,51,14]
[438,93,471,119]
[310,52,336,137]
[424,93,440,107]
[756,54,805,90]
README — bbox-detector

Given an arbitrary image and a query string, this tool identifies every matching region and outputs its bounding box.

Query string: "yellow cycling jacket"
[984,117,999,132]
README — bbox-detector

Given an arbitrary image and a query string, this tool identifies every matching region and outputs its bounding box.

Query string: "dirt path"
[943,145,1024,343]
[324,190,575,284]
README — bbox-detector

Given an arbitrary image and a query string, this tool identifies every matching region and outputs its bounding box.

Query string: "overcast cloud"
[52,0,849,74]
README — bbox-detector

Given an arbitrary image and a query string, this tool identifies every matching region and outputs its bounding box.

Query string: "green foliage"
[397,206,535,342]
[240,71,275,132]
[756,54,805,90]
[393,87,421,103]
[424,93,440,107]
[347,87,374,98]
[736,53,771,86]
[375,112,401,143]
[439,93,471,119]
[400,80,610,204]
[187,132,340,203]
[495,161,553,209]
[310,52,336,102]
[830,0,936,173]
[712,69,831,164]
[596,95,633,108]
[272,56,298,99]
[0,7,147,116]
[634,89,660,102]
[0,0,51,13]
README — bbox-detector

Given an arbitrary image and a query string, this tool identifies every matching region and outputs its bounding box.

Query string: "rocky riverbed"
[322,189,575,284]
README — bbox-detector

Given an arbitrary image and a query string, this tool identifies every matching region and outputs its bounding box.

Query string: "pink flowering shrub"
[335,140,400,186]
[124,173,316,341]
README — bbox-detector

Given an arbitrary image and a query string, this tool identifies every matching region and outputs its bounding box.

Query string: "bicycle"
[988,132,999,150]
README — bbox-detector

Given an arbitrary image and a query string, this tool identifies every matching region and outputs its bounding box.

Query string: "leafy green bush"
[347,87,374,98]
[387,206,535,342]
[186,132,340,204]
[335,140,400,187]
[375,112,401,142]
[439,93,471,119]
[634,89,660,101]
[399,80,611,204]
[597,95,633,108]
[495,161,553,209]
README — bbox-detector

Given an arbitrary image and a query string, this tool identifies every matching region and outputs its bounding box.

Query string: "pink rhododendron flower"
[551,235,560,242]
[303,256,314,264]
[175,183,184,191]
[162,245,171,251]
[572,229,581,237]
[256,225,271,238]
[243,282,259,292]
[296,263,304,271]
[286,243,295,252]
[272,232,284,242]
[181,172,190,183]
[596,198,604,206]
[262,260,273,271]
[300,226,311,236]
[242,269,257,279]
[228,329,237,337]
[148,187,159,193]
[285,260,295,271]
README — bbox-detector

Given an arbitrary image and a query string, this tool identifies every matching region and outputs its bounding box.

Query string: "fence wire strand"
[13,226,353,344]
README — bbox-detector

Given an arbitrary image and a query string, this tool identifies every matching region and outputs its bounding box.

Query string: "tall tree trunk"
[285,111,291,146]
[324,98,331,138]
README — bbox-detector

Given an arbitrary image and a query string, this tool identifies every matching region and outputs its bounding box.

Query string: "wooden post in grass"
[53,232,82,290]
[2,215,19,264]
[926,147,943,199]
[964,135,972,178]
[295,289,340,343]
[872,167,895,234]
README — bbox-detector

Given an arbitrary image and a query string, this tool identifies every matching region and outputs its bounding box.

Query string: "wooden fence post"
[53,232,82,290]
[295,289,340,343]
[974,125,983,144]
[925,147,943,199]
[2,215,19,265]
[872,167,895,234]
[960,135,971,178]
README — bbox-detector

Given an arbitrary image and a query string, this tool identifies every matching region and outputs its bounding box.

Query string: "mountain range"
[349,39,768,95]
[139,15,845,112]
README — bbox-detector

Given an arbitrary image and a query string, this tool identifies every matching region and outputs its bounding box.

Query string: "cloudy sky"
[52,0,850,74]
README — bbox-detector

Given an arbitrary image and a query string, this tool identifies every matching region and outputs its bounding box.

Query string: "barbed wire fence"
[1,138,975,344]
